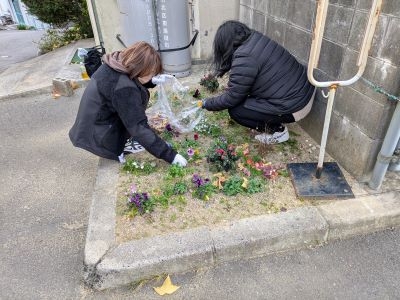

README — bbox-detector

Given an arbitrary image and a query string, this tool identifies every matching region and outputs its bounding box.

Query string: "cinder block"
[339,49,400,105]
[254,0,267,13]
[239,5,253,27]
[253,11,266,33]
[240,0,253,8]
[266,18,286,45]
[335,87,390,139]
[268,0,289,20]
[300,99,383,179]
[380,18,400,63]
[330,0,357,7]
[284,26,312,62]
[381,0,400,17]
[324,5,353,45]
[287,0,315,31]
[318,39,345,78]
[52,78,73,97]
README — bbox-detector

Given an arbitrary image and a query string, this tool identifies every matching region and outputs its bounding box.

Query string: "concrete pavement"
[0,35,94,100]
[0,90,99,299]
[0,33,398,296]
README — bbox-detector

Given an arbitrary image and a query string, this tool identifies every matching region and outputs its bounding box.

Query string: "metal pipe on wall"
[369,102,400,189]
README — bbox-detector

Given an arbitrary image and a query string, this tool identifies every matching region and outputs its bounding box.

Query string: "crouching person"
[69,41,187,167]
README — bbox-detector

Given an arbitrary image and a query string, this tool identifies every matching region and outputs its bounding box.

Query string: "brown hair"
[121,41,162,78]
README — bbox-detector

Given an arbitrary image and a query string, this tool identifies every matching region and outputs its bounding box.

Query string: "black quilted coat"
[204,31,315,115]
[69,64,177,163]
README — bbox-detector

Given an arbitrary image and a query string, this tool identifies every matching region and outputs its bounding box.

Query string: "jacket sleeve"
[204,54,258,111]
[111,85,177,163]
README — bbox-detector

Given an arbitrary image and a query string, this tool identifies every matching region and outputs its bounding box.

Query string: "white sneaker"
[123,139,145,153]
[255,126,289,144]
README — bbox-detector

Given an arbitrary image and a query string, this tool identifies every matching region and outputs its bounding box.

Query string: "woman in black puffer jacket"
[202,20,315,144]
[69,42,187,166]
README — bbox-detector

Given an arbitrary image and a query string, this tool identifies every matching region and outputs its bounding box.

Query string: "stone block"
[240,5,253,28]
[330,0,357,7]
[335,87,390,139]
[266,18,286,45]
[339,48,400,104]
[284,26,312,63]
[253,11,266,33]
[381,0,400,17]
[254,0,267,13]
[380,18,400,63]
[357,0,372,10]
[324,5,353,45]
[52,78,73,97]
[268,0,289,20]
[287,0,315,31]
[318,39,345,78]
[240,0,253,7]
[299,93,388,180]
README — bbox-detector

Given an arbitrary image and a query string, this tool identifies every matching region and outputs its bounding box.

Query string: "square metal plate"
[287,162,354,199]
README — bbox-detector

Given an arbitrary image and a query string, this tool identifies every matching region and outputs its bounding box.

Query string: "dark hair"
[211,20,252,77]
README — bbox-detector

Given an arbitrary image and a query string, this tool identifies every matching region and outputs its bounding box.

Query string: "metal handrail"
[307,0,383,178]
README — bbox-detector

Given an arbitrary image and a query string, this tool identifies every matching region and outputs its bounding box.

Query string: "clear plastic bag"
[147,76,203,133]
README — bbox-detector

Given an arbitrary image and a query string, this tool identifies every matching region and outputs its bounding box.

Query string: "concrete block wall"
[240,0,400,181]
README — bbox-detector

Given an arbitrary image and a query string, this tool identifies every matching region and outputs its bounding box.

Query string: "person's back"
[201,20,316,144]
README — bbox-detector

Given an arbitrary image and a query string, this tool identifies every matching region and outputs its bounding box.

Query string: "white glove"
[172,154,188,167]
[152,74,175,85]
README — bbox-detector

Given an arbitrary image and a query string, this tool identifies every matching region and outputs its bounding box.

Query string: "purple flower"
[192,174,204,187]
[187,148,194,157]
[166,123,172,132]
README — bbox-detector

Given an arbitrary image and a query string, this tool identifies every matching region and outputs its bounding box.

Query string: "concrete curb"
[0,85,53,102]
[84,158,400,290]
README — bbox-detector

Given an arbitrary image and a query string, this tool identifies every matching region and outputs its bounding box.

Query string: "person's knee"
[228,107,240,121]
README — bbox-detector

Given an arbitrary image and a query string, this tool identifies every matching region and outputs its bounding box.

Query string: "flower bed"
[115,81,324,243]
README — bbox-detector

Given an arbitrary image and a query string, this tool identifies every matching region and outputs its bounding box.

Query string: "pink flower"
[216,149,225,155]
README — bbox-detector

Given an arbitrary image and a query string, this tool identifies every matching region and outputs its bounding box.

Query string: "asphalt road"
[0,29,45,73]
[86,227,400,299]
[0,90,98,299]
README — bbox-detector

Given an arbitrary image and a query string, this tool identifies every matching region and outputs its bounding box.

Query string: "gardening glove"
[172,154,188,167]
[152,74,175,85]
[197,99,207,109]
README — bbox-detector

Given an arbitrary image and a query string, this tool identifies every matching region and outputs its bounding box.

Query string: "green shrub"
[36,26,85,54]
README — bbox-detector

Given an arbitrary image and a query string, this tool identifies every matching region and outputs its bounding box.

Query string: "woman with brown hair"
[69,41,187,166]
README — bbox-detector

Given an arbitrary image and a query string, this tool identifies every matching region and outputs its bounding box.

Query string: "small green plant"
[173,181,188,195]
[200,73,219,93]
[167,164,187,179]
[194,116,222,137]
[17,24,30,30]
[222,175,243,196]
[36,26,85,54]
[122,158,157,175]
[246,177,264,194]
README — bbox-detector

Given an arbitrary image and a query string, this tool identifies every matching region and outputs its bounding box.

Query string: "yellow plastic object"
[80,63,89,80]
